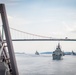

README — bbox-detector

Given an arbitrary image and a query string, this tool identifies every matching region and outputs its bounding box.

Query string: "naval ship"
[52,43,63,60]
[35,51,39,55]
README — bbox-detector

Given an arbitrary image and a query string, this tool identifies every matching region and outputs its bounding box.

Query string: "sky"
[0,0,76,53]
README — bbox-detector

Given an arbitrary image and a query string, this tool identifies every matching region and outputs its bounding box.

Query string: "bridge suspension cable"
[10,27,51,39]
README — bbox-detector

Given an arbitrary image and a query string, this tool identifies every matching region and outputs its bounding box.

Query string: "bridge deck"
[8,39,76,41]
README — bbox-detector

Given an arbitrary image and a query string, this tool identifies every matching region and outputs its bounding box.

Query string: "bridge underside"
[8,39,76,41]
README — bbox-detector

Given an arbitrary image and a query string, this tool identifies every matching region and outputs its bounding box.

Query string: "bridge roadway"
[6,39,76,41]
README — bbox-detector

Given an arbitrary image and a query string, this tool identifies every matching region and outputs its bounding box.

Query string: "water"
[16,54,76,75]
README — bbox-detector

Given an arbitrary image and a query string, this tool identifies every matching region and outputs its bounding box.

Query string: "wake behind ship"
[52,43,63,60]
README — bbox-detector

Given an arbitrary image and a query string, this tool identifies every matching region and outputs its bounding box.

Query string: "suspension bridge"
[5,27,76,41]
[0,26,75,41]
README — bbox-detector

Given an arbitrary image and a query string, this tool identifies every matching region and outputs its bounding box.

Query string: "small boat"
[52,43,63,60]
[72,51,76,55]
[35,51,39,55]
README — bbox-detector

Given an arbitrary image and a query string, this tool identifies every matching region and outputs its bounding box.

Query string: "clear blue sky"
[0,0,76,53]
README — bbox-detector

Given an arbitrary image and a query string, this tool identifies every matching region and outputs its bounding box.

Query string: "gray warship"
[52,43,63,60]
[35,51,39,55]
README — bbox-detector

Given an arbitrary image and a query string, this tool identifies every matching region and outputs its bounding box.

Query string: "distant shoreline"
[15,51,74,55]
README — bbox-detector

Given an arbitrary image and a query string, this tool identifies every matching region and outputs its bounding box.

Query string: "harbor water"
[16,54,76,75]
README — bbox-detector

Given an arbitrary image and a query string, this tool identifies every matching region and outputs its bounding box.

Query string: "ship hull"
[52,54,62,60]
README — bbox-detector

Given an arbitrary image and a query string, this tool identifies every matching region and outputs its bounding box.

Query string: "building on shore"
[52,43,63,60]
